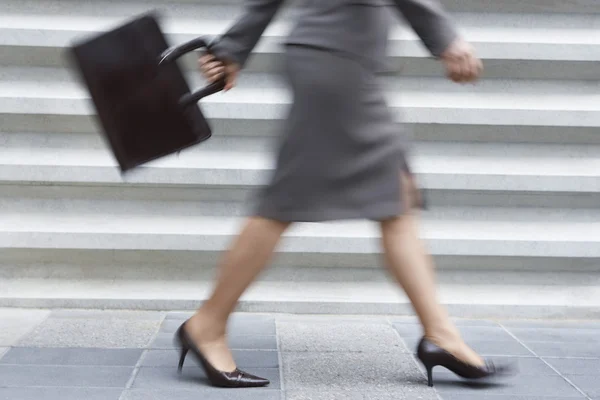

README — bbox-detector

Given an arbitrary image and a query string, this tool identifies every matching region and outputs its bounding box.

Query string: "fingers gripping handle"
[159,36,209,64]
[159,36,227,108]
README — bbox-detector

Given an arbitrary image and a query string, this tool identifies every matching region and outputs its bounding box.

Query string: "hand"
[440,39,483,83]
[198,53,240,91]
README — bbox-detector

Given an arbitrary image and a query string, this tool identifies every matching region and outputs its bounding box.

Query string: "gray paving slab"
[392,323,423,338]
[565,375,600,399]
[392,317,500,327]
[507,327,600,344]
[393,324,515,342]
[500,320,600,330]
[122,389,282,400]
[440,396,586,400]
[0,365,133,388]
[232,318,277,336]
[285,389,438,400]
[18,317,161,348]
[143,349,279,368]
[160,314,276,336]
[431,356,556,377]
[278,320,406,353]
[277,314,389,324]
[151,331,277,350]
[149,332,178,349]
[0,347,143,366]
[158,319,185,333]
[165,312,194,320]
[386,316,420,324]
[282,352,427,391]
[525,341,600,358]
[0,388,123,400]
[433,375,583,398]
[0,308,50,346]
[402,336,534,356]
[545,358,600,375]
[2,311,599,400]
[166,312,272,323]
[132,366,281,390]
[49,309,165,320]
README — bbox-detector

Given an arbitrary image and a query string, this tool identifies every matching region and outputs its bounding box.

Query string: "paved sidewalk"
[1,309,599,400]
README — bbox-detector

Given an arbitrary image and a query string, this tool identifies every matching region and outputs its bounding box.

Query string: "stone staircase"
[1,0,599,318]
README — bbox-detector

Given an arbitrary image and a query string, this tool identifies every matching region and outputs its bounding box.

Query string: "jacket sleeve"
[391,0,460,57]
[208,0,286,67]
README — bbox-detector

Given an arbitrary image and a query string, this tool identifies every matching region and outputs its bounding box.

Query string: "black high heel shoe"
[417,337,514,387]
[175,322,270,388]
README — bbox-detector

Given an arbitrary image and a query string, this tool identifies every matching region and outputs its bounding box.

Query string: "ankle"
[423,325,485,367]
[198,299,231,323]
[187,309,228,340]
[423,324,461,345]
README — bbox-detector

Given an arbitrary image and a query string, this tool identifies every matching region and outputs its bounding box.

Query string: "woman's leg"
[380,173,484,366]
[185,217,291,371]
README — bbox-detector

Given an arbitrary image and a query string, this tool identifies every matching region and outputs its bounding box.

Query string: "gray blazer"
[210,0,459,69]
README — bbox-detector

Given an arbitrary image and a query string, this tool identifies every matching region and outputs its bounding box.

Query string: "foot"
[417,337,516,387]
[184,311,237,373]
[425,327,485,367]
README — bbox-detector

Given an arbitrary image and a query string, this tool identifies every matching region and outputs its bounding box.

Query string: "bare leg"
[185,217,291,371]
[380,173,484,366]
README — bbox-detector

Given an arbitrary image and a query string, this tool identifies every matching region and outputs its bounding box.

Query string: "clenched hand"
[198,53,240,91]
[440,39,483,83]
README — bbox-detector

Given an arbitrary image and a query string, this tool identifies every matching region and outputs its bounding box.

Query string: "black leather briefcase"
[69,12,224,173]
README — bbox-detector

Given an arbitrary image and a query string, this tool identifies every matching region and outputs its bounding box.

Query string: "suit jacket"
[209,0,459,69]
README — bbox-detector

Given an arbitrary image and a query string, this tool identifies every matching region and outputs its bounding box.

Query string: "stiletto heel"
[178,347,188,373]
[426,366,434,387]
[174,321,270,388]
[416,337,515,386]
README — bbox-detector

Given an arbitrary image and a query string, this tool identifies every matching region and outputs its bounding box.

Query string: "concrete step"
[0,274,599,318]
[0,14,598,79]
[4,67,600,94]
[2,77,597,120]
[0,76,598,144]
[3,182,598,210]
[1,187,598,222]
[1,66,597,143]
[1,0,257,19]
[436,0,600,14]
[3,118,598,146]
[2,203,598,316]
[1,210,599,259]
[3,67,599,115]
[3,127,600,154]
[4,0,600,19]
[3,116,598,146]
[1,142,598,208]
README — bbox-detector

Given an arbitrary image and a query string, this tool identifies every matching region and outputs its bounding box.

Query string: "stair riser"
[3,114,600,145]
[2,250,599,277]
[2,97,598,127]
[4,0,600,14]
[2,167,597,193]
[2,191,600,211]
[2,232,600,258]
[2,297,599,320]
[2,44,598,80]
[442,0,600,13]
[0,264,599,318]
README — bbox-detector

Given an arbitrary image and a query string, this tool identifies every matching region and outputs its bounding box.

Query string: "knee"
[248,216,292,231]
[379,214,411,235]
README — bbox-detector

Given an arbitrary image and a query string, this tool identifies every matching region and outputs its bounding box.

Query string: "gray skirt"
[254,44,424,222]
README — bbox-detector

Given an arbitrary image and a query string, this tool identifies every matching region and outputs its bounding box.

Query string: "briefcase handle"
[159,36,226,108]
